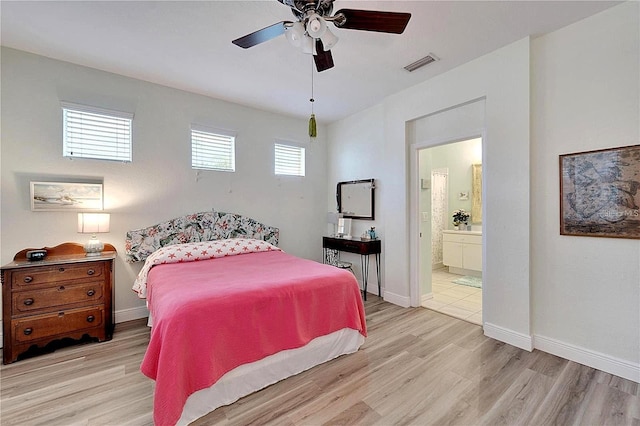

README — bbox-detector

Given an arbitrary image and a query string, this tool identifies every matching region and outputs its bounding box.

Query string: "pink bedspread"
[141,250,367,425]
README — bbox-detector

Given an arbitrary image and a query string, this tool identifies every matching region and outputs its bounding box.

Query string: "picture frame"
[559,144,640,239]
[30,181,104,211]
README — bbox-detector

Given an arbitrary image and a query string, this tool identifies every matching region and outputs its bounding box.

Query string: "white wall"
[327,2,639,381]
[530,2,639,379]
[328,38,532,346]
[1,48,328,325]
[326,103,386,293]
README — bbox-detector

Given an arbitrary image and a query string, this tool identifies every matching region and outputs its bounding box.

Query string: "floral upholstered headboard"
[125,210,279,263]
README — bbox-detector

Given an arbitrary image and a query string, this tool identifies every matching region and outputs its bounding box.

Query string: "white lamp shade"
[306,14,327,38]
[301,34,316,55]
[78,213,110,234]
[320,28,338,50]
[285,22,305,48]
[327,212,339,225]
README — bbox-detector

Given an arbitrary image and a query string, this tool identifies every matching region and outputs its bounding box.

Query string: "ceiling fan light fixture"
[301,34,316,55]
[306,13,327,38]
[285,22,305,47]
[320,27,338,50]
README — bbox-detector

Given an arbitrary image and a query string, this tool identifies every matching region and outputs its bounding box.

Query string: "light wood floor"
[1,297,639,425]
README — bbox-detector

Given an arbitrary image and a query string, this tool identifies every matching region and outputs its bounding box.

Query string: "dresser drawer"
[11,262,105,289]
[13,306,104,343]
[442,233,481,245]
[12,282,104,315]
[323,237,381,255]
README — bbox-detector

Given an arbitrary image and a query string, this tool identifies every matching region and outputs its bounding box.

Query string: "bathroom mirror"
[337,178,375,220]
[472,164,482,223]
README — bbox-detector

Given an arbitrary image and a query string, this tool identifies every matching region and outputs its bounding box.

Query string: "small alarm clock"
[26,249,47,261]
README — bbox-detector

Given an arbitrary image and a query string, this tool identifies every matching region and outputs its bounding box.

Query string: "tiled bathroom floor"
[422,267,483,325]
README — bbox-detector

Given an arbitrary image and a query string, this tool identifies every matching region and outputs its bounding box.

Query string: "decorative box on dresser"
[1,242,116,364]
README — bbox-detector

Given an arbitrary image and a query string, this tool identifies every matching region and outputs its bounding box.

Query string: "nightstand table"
[322,236,381,300]
[1,242,116,364]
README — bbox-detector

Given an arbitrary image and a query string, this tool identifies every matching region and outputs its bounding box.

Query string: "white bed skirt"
[176,328,365,425]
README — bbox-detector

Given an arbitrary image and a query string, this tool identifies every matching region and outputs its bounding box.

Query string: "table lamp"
[77,213,110,256]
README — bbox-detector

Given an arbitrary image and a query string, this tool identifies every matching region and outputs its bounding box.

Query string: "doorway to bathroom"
[417,137,483,325]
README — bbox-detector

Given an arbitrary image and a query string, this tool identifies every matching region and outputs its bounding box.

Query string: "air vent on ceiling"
[404,53,439,72]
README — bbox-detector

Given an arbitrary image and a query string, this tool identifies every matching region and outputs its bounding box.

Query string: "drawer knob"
[87,289,96,297]
[59,267,65,272]
[23,328,33,336]
[23,298,34,306]
[86,315,95,323]
[58,286,65,291]
[87,269,95,276]
[23,276,33,283]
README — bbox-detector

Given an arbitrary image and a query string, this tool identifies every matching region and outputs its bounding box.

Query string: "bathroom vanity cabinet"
[442,230,482,273]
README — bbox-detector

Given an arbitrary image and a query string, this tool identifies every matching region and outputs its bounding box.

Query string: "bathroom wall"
[427,138,482,230]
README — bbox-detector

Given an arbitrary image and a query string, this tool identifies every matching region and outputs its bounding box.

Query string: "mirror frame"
[337,178,375,220]
[471,164,482,224]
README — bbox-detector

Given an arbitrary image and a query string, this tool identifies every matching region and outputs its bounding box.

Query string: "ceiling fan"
[232,0,411,72]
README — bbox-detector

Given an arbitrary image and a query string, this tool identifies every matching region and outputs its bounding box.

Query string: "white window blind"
[191,126,236,172]
[62,102,133,162]
[275,142,305,177]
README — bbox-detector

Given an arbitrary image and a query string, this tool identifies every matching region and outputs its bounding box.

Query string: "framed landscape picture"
[560,144,640,239]
[30,181,103,211]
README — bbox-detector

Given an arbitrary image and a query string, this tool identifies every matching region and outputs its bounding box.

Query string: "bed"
[126,210,367,425]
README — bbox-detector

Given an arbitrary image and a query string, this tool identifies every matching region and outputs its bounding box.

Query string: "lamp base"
[84,235,104,257]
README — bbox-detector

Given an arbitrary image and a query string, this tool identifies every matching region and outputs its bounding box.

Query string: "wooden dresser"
[1,242,116,364]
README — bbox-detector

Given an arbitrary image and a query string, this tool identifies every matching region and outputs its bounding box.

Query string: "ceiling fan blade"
[333,9,411,34]
[314,39,334,72]
[232,21,291,49]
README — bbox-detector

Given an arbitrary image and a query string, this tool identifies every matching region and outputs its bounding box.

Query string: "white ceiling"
[1,0,620,123]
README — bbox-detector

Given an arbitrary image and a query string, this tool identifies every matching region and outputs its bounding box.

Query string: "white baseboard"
[483,322,533,351]
[421,292,434,305]
[115,305,149,324]
[448,266,482,278]
[383,290,411,308]
[534,334,640,383]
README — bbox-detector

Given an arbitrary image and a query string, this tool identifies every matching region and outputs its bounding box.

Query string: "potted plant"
[452,209,470,230]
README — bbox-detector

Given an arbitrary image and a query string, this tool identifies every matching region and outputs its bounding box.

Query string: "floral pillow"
[125,210,279,263]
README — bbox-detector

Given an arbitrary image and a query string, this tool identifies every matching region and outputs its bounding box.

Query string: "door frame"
[409,130,485,307]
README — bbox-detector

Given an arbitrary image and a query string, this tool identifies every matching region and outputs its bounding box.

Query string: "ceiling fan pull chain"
[309,57,317,139]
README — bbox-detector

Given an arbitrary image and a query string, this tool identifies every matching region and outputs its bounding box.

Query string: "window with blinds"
[62,102,133,162]
[191,126,236,172]
[274,142,305,177]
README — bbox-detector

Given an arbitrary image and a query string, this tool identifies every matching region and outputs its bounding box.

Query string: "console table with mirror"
[323,236,381,300]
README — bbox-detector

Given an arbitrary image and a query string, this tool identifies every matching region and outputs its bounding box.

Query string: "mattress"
[135,241,367,425]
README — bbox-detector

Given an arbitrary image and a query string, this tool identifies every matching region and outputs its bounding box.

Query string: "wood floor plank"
[478,368,555,425]
[1,297,638,425]
[528,361,599,425]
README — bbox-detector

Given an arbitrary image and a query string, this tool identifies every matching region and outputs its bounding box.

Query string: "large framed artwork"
[30,181,104,211]
[559,144,640,239]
